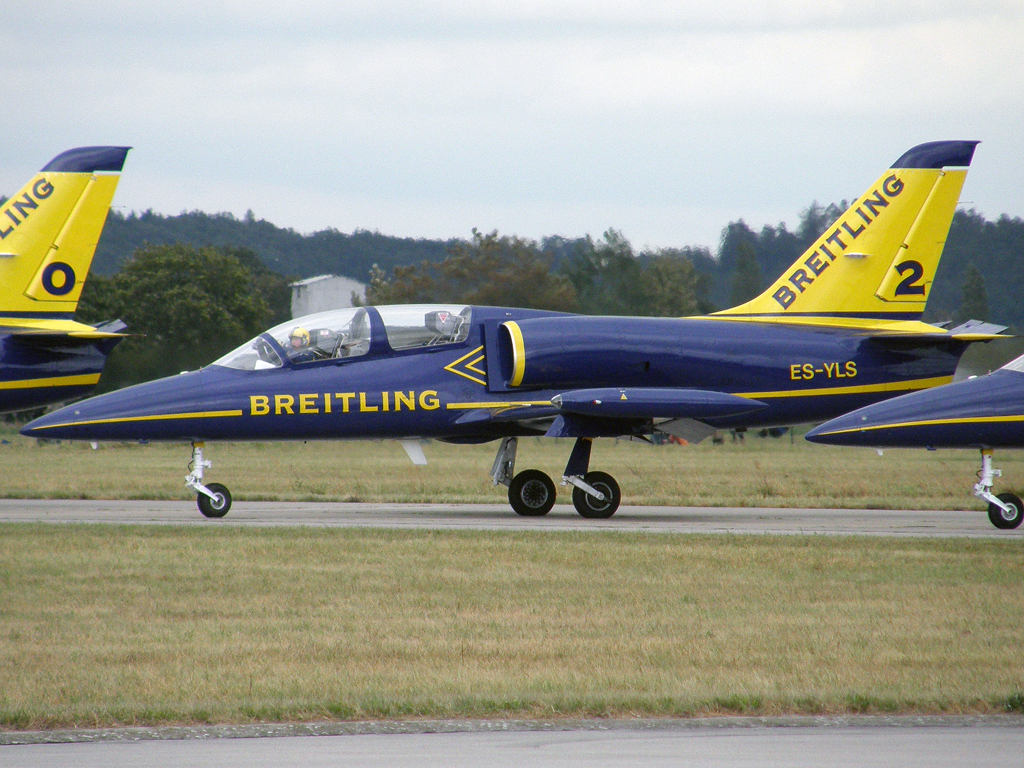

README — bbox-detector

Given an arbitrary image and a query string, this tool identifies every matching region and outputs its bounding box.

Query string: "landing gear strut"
[492,437,557,516]
[562,438,621,518]
[490,436,622,519]
[186,442,232,518]
[975,449,1022,530]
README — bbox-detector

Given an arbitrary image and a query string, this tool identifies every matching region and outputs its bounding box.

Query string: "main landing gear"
[491,437,622,519]
[186,442,232,518]
[974,449,1023,530]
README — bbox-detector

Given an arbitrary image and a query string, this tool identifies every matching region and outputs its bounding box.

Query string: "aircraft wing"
[454,387,765,440]
[545,387,766,439]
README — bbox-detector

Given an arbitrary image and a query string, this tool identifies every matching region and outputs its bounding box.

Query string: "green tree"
[562,229,645,315]
[729,239,763,307]
[953,263,990,325]
[77,244,291,389]
[364,229,579,311]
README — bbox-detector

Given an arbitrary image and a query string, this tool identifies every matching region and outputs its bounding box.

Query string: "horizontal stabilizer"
[552,388,767,419]
[1,319,127,339]
[946,319,1009,337]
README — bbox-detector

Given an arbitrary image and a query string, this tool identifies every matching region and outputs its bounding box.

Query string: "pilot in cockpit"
[287,327,318,363]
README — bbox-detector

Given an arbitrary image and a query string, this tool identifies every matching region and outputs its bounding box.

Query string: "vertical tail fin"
[0,146,130,318]
[715,141,978,321]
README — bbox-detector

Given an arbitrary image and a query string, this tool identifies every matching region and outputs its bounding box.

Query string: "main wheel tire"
[988,492,1023,529]
[572,471,621,519]
[198,482,232,518]
[508,470,556,516]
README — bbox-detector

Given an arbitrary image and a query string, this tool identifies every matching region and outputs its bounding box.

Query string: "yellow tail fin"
[0,146,130,318]
[715,141,977,321]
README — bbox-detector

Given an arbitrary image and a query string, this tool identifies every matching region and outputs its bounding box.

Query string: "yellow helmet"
[289,327,309,346]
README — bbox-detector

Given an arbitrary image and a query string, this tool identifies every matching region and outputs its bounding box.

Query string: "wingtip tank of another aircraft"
[24,141,995,521]
[0,146,131,412]
[807,355,1024,530]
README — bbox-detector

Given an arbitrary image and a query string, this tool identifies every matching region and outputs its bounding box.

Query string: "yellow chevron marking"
[443,345,488,386]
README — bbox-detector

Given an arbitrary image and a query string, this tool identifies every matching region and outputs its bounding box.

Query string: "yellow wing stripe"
[0,373,100,390]
[504,321,526,387]
[737,375,952,400]
[29,409,243,430]
[446,400,551,410]
[820,414,1024,437]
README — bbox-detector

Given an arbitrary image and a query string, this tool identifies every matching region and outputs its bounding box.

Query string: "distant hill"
[87,206,1024,330]
[92,209,456,282]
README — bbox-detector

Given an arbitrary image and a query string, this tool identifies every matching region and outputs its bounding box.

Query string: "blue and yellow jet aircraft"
[0,146,130,413]
[23,140,999,519]
[807,354,1024,530]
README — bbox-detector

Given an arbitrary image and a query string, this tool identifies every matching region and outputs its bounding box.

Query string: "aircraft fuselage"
[23,306,968,443]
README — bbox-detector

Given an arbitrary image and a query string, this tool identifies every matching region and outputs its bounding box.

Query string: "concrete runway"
[0,498,1017,537]
[3,718,1024,766]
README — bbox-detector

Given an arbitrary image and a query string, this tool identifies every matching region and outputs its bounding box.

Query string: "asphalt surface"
[0,498,1017,538]
[3,718,1023,766]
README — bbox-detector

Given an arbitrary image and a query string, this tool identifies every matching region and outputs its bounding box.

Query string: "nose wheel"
[975,449,1022,530]
[197,482,232,518]
[988,492,1023,530]
[186,442,233,518]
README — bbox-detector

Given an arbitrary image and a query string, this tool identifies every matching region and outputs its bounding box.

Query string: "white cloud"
[1,1,1022,249]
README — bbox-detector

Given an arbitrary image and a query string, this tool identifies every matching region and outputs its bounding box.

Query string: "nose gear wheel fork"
[974,449,1022,530]
[186,441,232,518]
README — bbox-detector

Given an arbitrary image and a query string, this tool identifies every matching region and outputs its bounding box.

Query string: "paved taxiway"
[3,718,1023,767]
[0,498,1017,537]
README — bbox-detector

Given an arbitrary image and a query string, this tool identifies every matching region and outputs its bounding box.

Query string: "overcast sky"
[2,1,1022,253]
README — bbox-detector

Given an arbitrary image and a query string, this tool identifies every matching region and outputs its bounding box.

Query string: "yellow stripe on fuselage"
[819,414,1024,437]
[737,375,953,400]
[29,409,244,430]
[0,373,100,390]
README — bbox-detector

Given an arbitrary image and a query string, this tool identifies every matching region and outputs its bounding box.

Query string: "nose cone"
[22,368,232,442]
[806,370,1024,449]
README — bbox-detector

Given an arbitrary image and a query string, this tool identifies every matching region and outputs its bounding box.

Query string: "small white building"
[290,274,367,318]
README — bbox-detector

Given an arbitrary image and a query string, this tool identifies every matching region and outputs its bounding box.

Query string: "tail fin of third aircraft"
[0,146,130,320]
[714,141,978,322]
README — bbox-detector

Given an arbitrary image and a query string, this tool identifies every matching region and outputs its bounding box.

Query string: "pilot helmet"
[289,327,310,347]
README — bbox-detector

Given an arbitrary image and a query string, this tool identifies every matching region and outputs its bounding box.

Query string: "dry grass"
[1,525,1022,728]
[1,425,1021,510]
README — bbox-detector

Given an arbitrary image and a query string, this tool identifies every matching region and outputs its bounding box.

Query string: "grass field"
[1,525,1022,729]
[3,426,1023,729]
[1,424,1022,510]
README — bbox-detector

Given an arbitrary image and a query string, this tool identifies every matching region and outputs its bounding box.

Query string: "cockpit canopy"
[211,305,472,371]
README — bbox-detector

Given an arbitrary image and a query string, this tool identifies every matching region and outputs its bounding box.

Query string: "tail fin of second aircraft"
[714,141,978,322]
[0,146,130,319]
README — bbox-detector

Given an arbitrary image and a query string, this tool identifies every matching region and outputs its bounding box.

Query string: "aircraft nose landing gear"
[974,449,1022,530]
[186,442,233,518]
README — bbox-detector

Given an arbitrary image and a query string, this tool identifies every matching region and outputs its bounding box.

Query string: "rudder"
[0,146,130,318]
[715,141,978,321]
